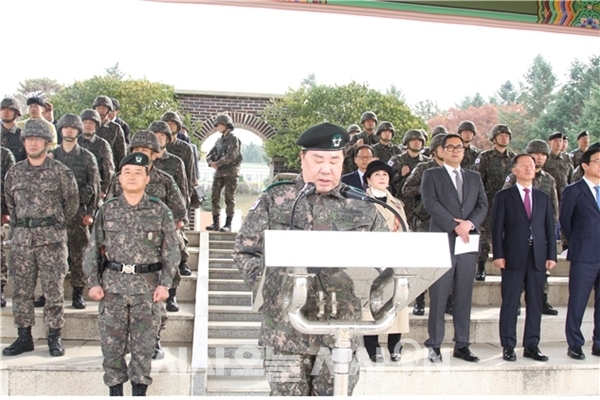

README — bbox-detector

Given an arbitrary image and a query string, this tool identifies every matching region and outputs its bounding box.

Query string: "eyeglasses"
[587,159,600,165]
[443,145,465,152]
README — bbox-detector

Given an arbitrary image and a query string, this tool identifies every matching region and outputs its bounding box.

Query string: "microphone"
[290,182,316,230]
[340,186,407,232]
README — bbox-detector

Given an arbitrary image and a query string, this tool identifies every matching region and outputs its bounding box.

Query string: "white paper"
[455,234,480,255]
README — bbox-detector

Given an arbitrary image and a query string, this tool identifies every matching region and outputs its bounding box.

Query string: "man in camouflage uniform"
[1,146,16,307]
[343,111,379,174]
[457,121,481,170]
[92,95,127,168]
[473,124,516,281]
[389,129,429,230]
[16,97,58,150]
[347,124,361,138]
[421,126,448,157]
[78,109,115,200]
[2,120,79,357]
[372,121,402,164]
[108,98,131,145]
[205,114,242,232]
[503,139,559,316]
[1,97,25,162]
[52,114,101,310]
[83,152,179,396]
[570,131,590,169]
[233,122,388,396]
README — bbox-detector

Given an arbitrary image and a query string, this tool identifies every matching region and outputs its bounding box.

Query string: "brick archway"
[198,112,276,142]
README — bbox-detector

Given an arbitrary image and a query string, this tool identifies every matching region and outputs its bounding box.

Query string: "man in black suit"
[560,143,600,360]
[341,145,374,190]
[492,154,557,362]
[421,134,488,363]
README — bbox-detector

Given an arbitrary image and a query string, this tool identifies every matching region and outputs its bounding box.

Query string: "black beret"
[363,160,393,183]
[547,132,564,141]
[577,131,589,140]
[563,135,569,140]
[119,152,150,171]
[26,96,45,107]
[296,122,349,151]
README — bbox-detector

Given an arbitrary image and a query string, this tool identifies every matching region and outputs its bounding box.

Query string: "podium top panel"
[264,230,451,269]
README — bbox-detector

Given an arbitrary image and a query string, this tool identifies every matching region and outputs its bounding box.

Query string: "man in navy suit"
[421,134,488,363]
[341,145,374,190]
[492,154,557,362]
[560,142,600,360]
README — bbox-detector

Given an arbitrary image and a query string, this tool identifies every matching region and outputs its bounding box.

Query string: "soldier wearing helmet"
[78,109,115,199]
[372,121,402,164]
[347,124,361,138]
[92,95,127,168]
[206,114,242,233]
[343,111,379,174]
[421,126,448,157]
[107,98,131,145]
[1,97,26,162]
[457,121,481,170]
[2,119,79,358]
[16,97,58,150]
[473,124,516,281]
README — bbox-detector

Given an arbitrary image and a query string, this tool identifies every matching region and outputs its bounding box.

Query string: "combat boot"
[72,287,86,309]
[1,285,5,308]
[542,294,558,316]
[178,261,192,276]
[109,383,123,396]
[34,295,46,307]
[2,327,34,356]
[205,215,220,231]
[412,293,425,316]
[132,382,148,396]
[152,334,164,360]
[166,288,179,312]
[48,328,65,357]
[219,216,233,232]
[475,261,486,281]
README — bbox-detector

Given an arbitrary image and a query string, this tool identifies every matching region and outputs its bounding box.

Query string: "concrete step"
[485,257,570,277]
[208,291,252,307]
[208,305,262,322]
[207,377,270,396]
[208,321,261,339]
[0,300,194,343]
[209,240,236,250]
[206,357,265,377]
[185,230,200,247]
[207,338,260,358]
[209,268,244,280]
[209,248,233,259]
[209,279,247,292]
[209,258,237,269]
[188,247,199,271]
[208,232,237,241]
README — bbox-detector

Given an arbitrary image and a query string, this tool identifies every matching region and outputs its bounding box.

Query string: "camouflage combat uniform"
[1,147,16,291]
[388,152,429,230]
[5,156,79,329]
[573,165,584,182]
[232,176,388,396]
[78,134,115,195]
[97,120,127,169]
[1,124,25,162]
[401,159,439,232]
[343,131,379,174]
[569,148,584,169]
[52,144,101,289]
[83,194,179,388]
[372,141,403,164]
[461,145,482,171]
[206,132,242,219]
[543,152,573,202]
[167,138,197,200]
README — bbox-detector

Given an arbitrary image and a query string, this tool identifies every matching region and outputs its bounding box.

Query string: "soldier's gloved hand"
[89,286,105,300]
[1,214,9,225]
[153,286,169,302]
[82,215,94,226]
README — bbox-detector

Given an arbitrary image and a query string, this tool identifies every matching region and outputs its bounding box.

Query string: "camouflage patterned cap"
[347,124,361,134]
[430,133,447,153]
[360,111,378,125]
[215,114,234,130]
[296,122,349,151]
[402,129,425,146]
[376,121,395,136]
[119,152,150,172]
[431,125,449,138]
[1,97,22,117]
[161,111,182,131]
[92,95,113,111]
[80,109,101,128]
[457,120,477,135]
[488,124,512,141]
[57,113,83,135]
[526,139,550,156]
[148,121,172,139]
[21,119,52,141]
[130,130,160,153]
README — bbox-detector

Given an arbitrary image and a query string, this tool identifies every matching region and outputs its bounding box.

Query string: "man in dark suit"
[421,134,488,363]
[341,145,374,190]
[560,143,600,360]
[492,154,557,362]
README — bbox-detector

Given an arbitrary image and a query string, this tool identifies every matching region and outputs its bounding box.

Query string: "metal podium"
[253,230,452,396]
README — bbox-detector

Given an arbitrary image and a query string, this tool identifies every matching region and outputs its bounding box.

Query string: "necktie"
[524,188,532,219]
[453,170,463,202]
[595,186,600,210]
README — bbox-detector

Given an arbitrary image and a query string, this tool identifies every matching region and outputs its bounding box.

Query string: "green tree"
[262,81,426,170]
[579,84,600,142]
[104,62,126,80]
[241,142,268,164]
[300,73,317,88]
[456,92,486,109]
[412,99,443,122]
[495,80,518,105]
[518,54,557,119]
[386,84,405,101]
[13,77,64,105]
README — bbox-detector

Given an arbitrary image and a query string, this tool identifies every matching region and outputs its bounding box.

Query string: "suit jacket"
[492,185,557,271]
[421,166,488,252]
[341,170,364,190]
[560,179,600,263]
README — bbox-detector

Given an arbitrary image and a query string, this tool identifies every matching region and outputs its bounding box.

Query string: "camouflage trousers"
[477,213,493,265]
[211,176,238,218]
[178,229,189,264]
[1,227,7,287]
[67,217,90,288]
[9,241,68,329]
[264,347,360,396]
[98,291,160,387]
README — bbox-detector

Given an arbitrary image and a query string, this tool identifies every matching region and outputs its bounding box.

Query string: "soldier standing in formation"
[457,120,481,170]
[205,114,242,232]
[473,124,516,281]
[347,124,361,139]
[1,97,26,162]
[570,131,590,168]
[2,120,79,357]
[109,98,132,144]
[233,122,388,396]
[343,111,379,174]
[92,95,127,169]
[421,125,448,157]
[371,121,402,164]
[1,146,16,307]
[17,97,58,149]
[84,152,179,396]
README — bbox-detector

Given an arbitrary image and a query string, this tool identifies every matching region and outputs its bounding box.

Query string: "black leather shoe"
[542,294,558,315]
[131,382,148,396]
[165,288,179,312]
[591,346,600,356]
[503,347,516,361]
[178,262,192,276]
[428,347,442,363]
[48,328,65,357]
[412,294,425,316]
[475,262,486,281]
[72,287,87,309]
[523,346,548,361]
[567,346,586,360]
[2,327,34,356]
[152,336,164,360]
[369,354,384,363]
[390,353,402,362]
[109,383,123,396]
[34,295,46,308]
[453,347,479,362]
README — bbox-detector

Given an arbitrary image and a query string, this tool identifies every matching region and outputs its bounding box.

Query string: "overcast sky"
[3,0,599,111]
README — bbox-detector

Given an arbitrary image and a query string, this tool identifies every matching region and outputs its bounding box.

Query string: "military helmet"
[403,129,426,146]
[21,119,52,141]
[431,125,449,138]
[376,121,395,136]
[57,113,83,135]
[360,111,378,125]
[110,97,120,111]
[489,124,512,141]
[80,109,101,128]
[457,120,477,135]
[526,139,550,156]
[148,121,172,139]
[130,130,160,153]
[161,111,182,131]
[1,97,22,117]
[430,133,447,153]
[92,95,113,111]
[347,124,361,134]
[215,113,234,129]
[419,129,429,143]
